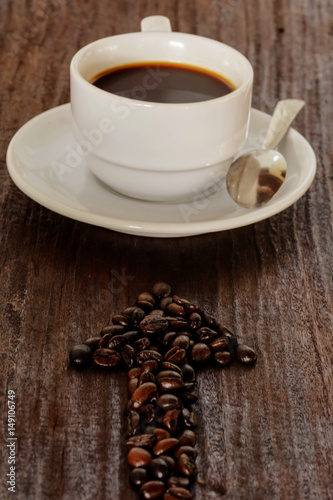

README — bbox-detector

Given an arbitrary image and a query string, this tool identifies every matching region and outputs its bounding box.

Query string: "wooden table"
[1,1,332,499]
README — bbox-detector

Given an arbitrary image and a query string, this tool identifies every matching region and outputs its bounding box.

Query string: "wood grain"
[1,0,333,499]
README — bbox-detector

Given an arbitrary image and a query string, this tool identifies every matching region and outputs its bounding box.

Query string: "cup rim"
[70,31,254,108]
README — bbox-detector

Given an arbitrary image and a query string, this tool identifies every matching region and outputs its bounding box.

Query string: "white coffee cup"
[70,16,253,202]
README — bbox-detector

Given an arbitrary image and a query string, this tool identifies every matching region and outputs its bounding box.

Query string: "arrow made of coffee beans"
[69,282,257,500]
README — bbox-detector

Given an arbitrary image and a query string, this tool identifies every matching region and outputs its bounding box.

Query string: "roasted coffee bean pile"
[69,282,257,500]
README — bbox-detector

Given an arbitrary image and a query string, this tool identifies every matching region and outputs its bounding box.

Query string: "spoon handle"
[263,99,305,150]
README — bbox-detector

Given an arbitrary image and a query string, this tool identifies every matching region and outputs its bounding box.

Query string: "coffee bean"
[165,486,193,500]
[139,371,156,385]
[196,327,219,343]
[107,334,127,350]
[149,409,164,426]
[121,344,136,368]
[177,453,197,477]
[178,430,196,447]
[161,362,183,375]
[123,330,140,343]
[160,296,173,310]
[202,312,218,330]
[84,337,101,350]
[214,351,232,366]
[151,282,172,298]
[128,367,141,380]
[131,307,146,328]
[98,333,114,348]
[149,457,169,480]
[188,312,202,331]
[165,303,187,317]
[210,336,228,351]
[167,477,190,489]
[181,409,197,429]
[162,331,178,347]
[137,291,156,305]
[100,324,125,336]
[137,300,155,313]
[140,404,157,425]
[159,455,176,472]
[172,295,200,315]
[129,467,149,489]
[128,377,139,395]
[140,316,169,336]
[124,410,140,437]
[93,348,121,367]
[153,437,179,456]
[157,378,185,393]
[156,394,181,411]
[122,306,138,317]
[172,335,190,350]
[148,309,164,317]
[137,350,163,365]
[156,370,183,381]
[164,346,186,365]
[236,344,257,364]
[173,446,197,459]
[139,480,165,500]
[189,343,211,364]
[126,433,157,449]
[226,336,238,355]
[153,428,171,442]
[69,344,92,368]
[163,409,181,433]
[164,317,189,331]
[172,295,191,307]
[134,337,151,352]
[181,364,196,383]
[127,447,152,467]
[131,382,157,409]
[112,314,130,327]
[141,360,159,373]
[179,331,192,338]
[217,324,236,340]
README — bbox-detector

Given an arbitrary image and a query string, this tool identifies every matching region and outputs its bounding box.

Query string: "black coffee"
[91,62,235,103]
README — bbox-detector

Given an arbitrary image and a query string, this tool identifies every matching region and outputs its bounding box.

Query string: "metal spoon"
[226,99,305,208]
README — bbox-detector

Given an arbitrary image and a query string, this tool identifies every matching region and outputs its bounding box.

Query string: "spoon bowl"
[227,149,287,208]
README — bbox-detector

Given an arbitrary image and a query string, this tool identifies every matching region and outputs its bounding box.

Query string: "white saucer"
[6,103,316,238]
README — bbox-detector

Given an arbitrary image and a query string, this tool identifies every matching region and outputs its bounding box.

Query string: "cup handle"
[140,16,172,32]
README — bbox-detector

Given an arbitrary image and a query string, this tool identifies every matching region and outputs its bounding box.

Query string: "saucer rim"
[6,103,317,238]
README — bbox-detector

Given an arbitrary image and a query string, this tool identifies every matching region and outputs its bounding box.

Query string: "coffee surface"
[92,62,235,103]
